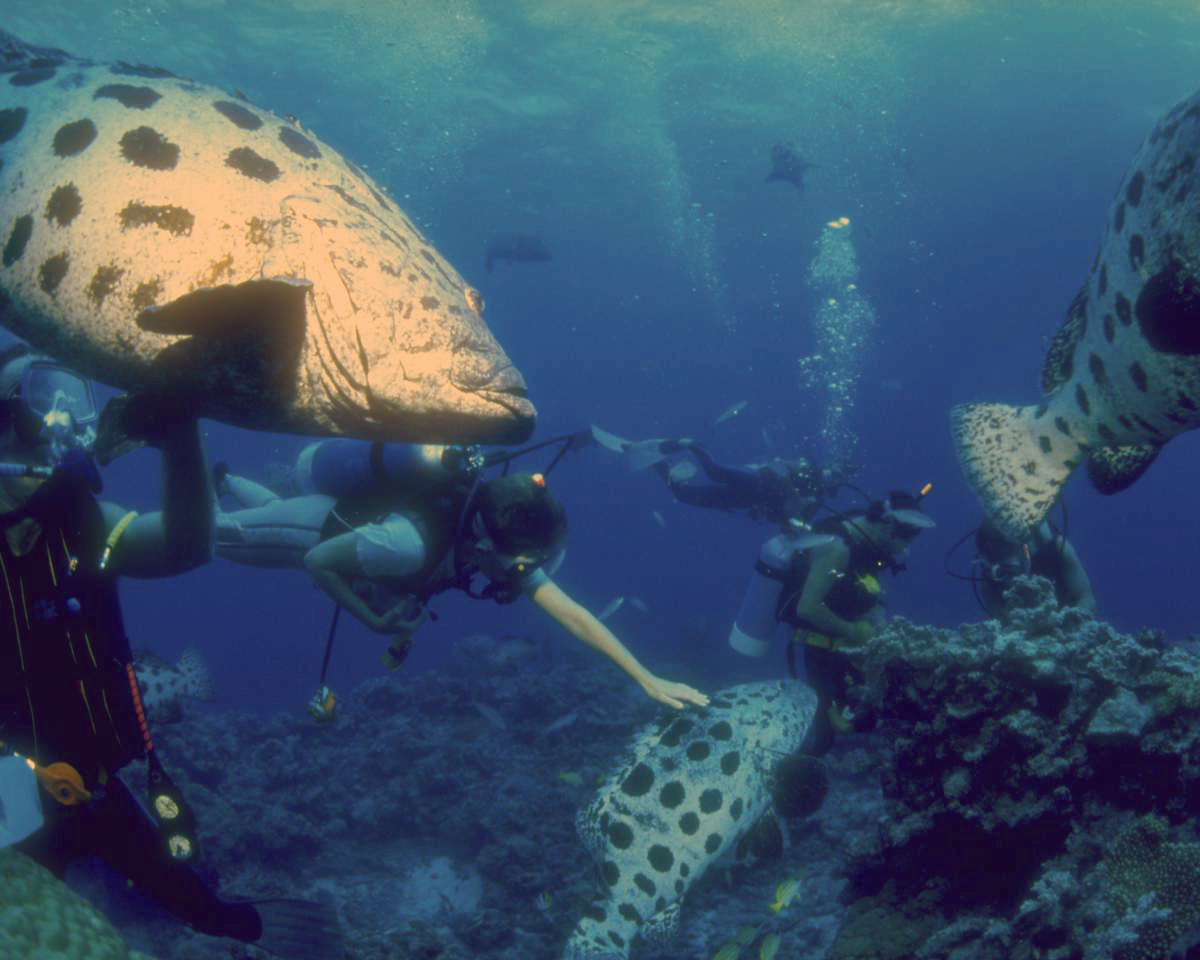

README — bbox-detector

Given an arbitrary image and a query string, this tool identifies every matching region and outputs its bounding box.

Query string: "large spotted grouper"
[565,680,821,960]
[0,29,535,443]
[952,88,1200,542]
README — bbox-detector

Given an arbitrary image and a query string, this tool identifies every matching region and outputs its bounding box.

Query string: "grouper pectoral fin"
[771,752,829,819]
[1086,443,1162,494]
[640,901,681,945]
[134,278,313,422]
[136,277,312,338]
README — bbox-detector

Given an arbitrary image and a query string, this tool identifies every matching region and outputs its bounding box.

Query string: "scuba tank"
[0,753,44,848]
[294,439,461,498]
[728,530,834,657]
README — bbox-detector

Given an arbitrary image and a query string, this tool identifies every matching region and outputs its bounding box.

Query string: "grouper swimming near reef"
[0,29,535,443]
[564,680,822,960]
[952,88,1200,542]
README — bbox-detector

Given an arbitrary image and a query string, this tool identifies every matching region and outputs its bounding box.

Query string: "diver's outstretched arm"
[529,579,709,710]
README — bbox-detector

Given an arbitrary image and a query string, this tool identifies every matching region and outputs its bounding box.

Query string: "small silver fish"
[628,596,650,614]
[597,596,625,622]
[651,510,666,529]
[541,710,579,737]
[472,702,507,731]
[714,400,748,426]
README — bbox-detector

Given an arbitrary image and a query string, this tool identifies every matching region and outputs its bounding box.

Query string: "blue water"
[9,2,1200,716]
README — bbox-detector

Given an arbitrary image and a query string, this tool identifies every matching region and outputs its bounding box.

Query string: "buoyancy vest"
[0,483,142,789]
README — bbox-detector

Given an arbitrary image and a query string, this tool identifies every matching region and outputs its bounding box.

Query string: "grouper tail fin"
[950,401,1084,542]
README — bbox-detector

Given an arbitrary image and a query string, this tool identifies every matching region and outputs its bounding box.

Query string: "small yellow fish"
[557,770,584,786]
[534,890,553,916]
[770,877,799,914]
[759,933,781,960]
[712,943,742,960]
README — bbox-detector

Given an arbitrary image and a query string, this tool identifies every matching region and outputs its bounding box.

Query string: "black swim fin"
[248,898,345,960]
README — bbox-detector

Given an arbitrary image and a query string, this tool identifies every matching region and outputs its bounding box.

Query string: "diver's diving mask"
[5,361,98,461]
[470,511,553,580]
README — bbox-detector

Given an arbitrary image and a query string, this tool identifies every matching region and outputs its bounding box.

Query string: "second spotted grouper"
[0,29,534,444]
[952,87,1200,542]
[565,680,822,960]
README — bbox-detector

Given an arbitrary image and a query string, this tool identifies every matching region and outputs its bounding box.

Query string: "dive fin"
[950,401,1082,542]
[247,898,345,960]
[589,425,629,455]
[590,425,672,471]
[136,278,312,337]
[1086,443,1162,494]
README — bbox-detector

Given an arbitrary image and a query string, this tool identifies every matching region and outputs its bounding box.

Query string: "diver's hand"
[371,598,427,634]
[640,675,710,710]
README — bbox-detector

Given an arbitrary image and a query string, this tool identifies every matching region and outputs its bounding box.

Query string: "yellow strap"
[801,630,839,651]
[99,511,138,571]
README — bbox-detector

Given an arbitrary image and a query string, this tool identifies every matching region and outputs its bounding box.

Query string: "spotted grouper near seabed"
[0,29,535,443]
[952,87,1200,542]
[565,680,824,960]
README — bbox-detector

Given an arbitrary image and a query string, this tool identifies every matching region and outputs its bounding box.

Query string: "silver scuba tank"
[0,754,43,848]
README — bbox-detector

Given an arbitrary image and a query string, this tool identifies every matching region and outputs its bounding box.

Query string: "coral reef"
[0,847,160,960]
[834,575,1200,960]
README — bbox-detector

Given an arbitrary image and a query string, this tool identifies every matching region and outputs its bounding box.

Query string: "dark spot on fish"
[112,61,176,79]
[708,721,733,741]
[607,931,625,949]
[214,100,262,130]
[246,217,271,245]
[1054,417,1071,437]
[226,146,280,182]
[45,184,82,227]
[421,249,437,266]
[1038,436,1052,455]
[1129,234,1145,271]
[1115,292,1132,326]
[607,821,634,849]
[1134,414,1163,437]
[130,279,162,309]
[617,903,640,923]
[583,904,606,923]
[656,896,666,912]
[660,718,692,748]
[1180,392,1198,412]
[119,202,194,236]
[1129,362,1148,392]
[705,833,723,855]
[10,68,56,87]
[647,845,674,873]
[1088,352,1107,385]
[602,861,620,887]
[88,264,123,305]
[679,863,690,878]
[699,788,723,813]
[1126,169,1145,207]
[634,873,656,896]
[95,84,160,110]
[729,797,744,819]
[674,879,685,894]
[1136,258,1200,356]
[1022,461,1037,476]
[659,781,685,808]
[621,763,654,797]
[1097,423,1118,444]
[3,214,32,266]
[1074,384,1090,415]
[1113,202,1125,233]
[39,253,69,294]
[279,126,320,159]
[686,741,711,762]
[53,119,97,157]
[679,812,700,835]
[419,295,439,311]
[1098,264,1108,296]
[120,126,178,170]
[1103,313,1115,343]
[0,107,27,144]
[720,751,740,776]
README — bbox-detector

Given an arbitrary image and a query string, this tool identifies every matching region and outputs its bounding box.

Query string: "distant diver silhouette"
[765,143,815,193]
[484,234,553,273]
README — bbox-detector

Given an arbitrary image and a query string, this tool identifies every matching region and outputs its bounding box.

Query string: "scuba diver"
[213,437,709,712]
[970,516,1096,620]
[0,344,342,959]
[590,426,855,529]
[727,486,935,754]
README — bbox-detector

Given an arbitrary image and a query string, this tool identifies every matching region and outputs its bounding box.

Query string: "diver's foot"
[211,462,230,497]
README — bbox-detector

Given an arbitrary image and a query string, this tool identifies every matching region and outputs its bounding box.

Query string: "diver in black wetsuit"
[0,344,341,958]
[592,426,853,528]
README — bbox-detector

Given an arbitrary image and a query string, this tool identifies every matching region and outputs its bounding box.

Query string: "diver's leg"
[215,494,335,569]
[223,474,282,509]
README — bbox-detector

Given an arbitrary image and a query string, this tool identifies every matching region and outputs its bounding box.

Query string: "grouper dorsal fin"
[1086,443,1162,494]
[136,277,312,338]
[1041,285,1089,393]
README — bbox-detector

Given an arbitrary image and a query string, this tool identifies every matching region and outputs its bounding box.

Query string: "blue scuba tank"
[728,530,834,657]
[294,439,456,497]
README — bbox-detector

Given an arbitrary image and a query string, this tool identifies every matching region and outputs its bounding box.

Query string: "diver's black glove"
[94,393,200,465]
